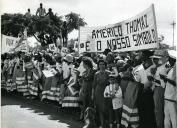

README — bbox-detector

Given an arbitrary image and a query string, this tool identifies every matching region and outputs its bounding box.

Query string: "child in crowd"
[104,75,123,128]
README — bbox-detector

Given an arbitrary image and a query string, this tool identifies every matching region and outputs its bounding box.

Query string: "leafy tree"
[1,11,87,47]
[1,13,26,37]
[65,12,87,33]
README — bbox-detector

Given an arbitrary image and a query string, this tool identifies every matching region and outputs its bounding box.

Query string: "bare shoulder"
[94,71,100,76]
[105,70,112,74]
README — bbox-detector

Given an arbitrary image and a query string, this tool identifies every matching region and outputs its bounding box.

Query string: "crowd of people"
[23,3,68,47]
[1,47,176,128]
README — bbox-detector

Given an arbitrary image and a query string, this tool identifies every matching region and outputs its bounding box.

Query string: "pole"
[171,21,176,47]
[152,4,160,50]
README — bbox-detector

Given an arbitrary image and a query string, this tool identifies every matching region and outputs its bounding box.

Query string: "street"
[1,91,83,128]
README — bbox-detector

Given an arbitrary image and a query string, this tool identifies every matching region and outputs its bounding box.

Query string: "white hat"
[168,50,177,59]
[63,54,73,63]
[150,50,168,58]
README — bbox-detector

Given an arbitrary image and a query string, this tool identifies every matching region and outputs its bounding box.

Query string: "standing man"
[36,3,46,17]
[25,9,31,18]
[151,50,170,128]
[163,50,177,128]
[46,8,54,19]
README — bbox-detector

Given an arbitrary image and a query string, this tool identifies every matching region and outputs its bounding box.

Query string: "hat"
[108,74,116,80]
[168,50,177,59]
[64,54,73,63]
[142,50,154,58]
[106,52,114,62]
[34,53,42,62]
[150,50,168,58]
[115,55,121,60]
[54,54,62,63]
[117,60,125,67]
[83,52,91,58]
[103,48,111,56]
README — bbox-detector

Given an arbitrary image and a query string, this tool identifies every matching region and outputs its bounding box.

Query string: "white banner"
[79,4,159,53]
[15,40,29,52]
[1,35,19,53]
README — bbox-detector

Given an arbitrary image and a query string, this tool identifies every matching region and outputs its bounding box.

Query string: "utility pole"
[170,21,176,47]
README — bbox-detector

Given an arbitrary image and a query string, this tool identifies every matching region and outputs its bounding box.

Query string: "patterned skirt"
[62,87,80,108]
[16,77,26,93]
[1,75,6,89]
[42,76,61,102]
[44,85,60,102]
[41,77,52,100]
[28,80,38,96]
[6,78,16,91]
[121,105,139,128]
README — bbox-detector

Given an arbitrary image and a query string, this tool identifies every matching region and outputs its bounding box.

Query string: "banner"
[49,43,56,51]
[15,40,29,52]
[1,35,19,53]
[79,4,158,53]
[61,47,69,56]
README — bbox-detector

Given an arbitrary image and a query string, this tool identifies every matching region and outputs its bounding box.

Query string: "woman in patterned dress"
[92,59,111,128]
[41,55,56,101]
[1,54,7,90]
[28,55,42,99]
[13,58,26,94]
[61,54,80,108]
[47,54,63,102]
[2,56,12,91]
[79,57,95,120]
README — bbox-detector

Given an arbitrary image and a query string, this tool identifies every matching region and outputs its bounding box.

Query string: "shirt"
[133,64,156,83]
[104,84,123,109]
[36,7,46,16]
[154,63,170,88]
[164,64,177,101]
[62,62,73,79]
[25,12,31,18]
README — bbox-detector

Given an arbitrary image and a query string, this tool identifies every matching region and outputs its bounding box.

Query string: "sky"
[0,0,176,46]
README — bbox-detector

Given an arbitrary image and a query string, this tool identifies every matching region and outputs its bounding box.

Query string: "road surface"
[1,91,83,128]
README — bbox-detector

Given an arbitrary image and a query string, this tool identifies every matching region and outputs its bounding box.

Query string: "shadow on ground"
[1,89,83,128]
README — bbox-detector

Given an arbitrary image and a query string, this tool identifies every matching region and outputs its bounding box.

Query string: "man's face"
[99,62,106,70]
[134,71,141,82]
[169,57,176,66]
[152,58,159,65]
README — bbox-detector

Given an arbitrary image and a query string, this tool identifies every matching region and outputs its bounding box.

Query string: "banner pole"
[152,4,159,49]
[78,27,80,53]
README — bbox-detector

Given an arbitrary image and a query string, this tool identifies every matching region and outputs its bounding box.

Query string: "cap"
[150,50,168,58]
[108,74,117,79]
[168,50,177,59]
[64,54,73,63]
